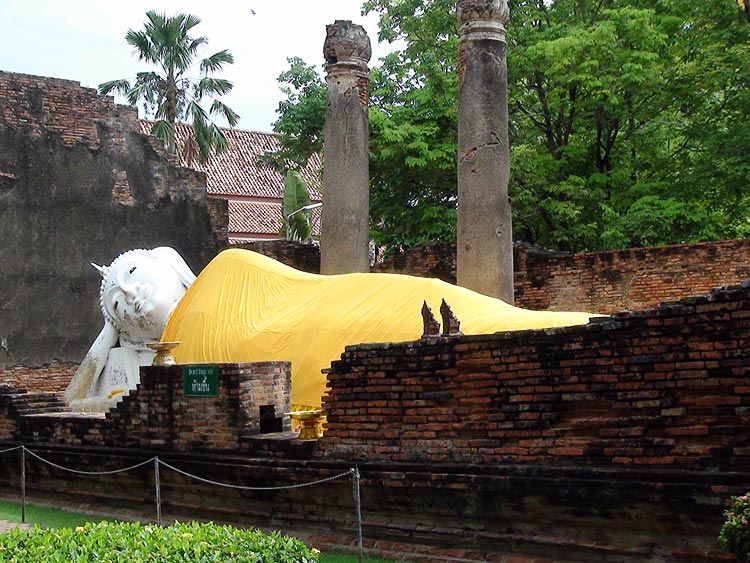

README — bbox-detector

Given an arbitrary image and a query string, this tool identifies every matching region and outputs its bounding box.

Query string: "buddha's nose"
[120,282,140,304]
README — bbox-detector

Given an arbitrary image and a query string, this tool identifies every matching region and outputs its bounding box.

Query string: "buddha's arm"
[64,321,118,401]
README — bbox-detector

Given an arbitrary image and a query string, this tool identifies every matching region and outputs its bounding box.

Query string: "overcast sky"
[0,1,393,132]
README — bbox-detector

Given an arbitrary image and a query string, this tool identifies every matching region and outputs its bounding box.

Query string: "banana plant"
[282,170,315,242]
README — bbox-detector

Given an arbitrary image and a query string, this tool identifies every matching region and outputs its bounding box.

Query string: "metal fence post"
[154,456,162,525]
[20,446,26,524]
[352,466,363,563]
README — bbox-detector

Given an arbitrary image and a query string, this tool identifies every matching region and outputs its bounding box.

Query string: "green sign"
[183,365,219,397]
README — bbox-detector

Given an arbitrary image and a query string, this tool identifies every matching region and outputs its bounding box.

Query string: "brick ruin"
[321,283,750,469]
[513,239,750,313]
[250,238,750,316]
[1,362,292,452]
[1,282,749,561]
[2,69,750,561]
[373,239,750,314]
[0,71,226,375]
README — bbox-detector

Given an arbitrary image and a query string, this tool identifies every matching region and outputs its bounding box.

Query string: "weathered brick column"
[320,20,371,274]
[456,0,513,303]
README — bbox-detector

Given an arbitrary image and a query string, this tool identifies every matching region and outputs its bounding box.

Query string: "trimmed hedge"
[720,493,750,562]
[0,520,320,562]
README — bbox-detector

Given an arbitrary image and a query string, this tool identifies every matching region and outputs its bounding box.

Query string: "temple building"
[139,121,322,242]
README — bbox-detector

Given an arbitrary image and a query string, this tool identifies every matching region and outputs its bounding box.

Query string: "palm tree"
[99,11,239,164]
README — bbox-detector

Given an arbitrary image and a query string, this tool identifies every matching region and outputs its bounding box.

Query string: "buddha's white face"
[101,254,187,343]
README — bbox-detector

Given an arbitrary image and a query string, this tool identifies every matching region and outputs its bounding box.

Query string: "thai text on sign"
[183,365,219,397]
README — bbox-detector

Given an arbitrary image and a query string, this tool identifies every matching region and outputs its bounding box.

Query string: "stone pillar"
[456,0,514,303]
[320,20,372,274]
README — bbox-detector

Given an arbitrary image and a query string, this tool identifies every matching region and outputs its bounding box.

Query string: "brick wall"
[372,242,457,283]
[0,70,227,373]
[0,389,19,440]
[106,362,291,452]
[207,197,230,248]
[0,361,76,393]
[319,282,750,469]
[1,291,749,559]
[0,444,740,562]
[8,362,291,452]
[374,239,750,314]
[514,239,750,313]
[0,72,135,149]
[229,240,321,273]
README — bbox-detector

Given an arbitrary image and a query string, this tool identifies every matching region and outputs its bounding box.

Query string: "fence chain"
[154,457,162,526]
[158,459,352,491]
[3,444,364,560]
[352,466,363,563]
[23,447,154,475]
[21,447,25,524]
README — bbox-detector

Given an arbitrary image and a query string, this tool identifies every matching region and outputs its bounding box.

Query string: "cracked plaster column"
[320,20,372,274]
[456,0,514,303]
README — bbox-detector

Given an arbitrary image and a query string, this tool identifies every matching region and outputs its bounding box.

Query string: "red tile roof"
[228,200,322,238]
[138,120,322,238]
[228,200,282,235]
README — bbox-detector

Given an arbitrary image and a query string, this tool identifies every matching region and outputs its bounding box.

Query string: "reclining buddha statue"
[65,247,196,411]
[66,247,596,411]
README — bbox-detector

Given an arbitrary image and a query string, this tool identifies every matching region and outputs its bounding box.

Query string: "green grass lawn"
[0,500,394,563]
[320,554,394,563]
[0,499,103,528]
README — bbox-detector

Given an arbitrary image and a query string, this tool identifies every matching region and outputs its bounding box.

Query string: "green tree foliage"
[510,2,678,249]
[262,57,327,173]
[366,0,459,250]
[100,11,239,164]
[507,0,750,250]
[270,0,750,253]
[662,0,750,242]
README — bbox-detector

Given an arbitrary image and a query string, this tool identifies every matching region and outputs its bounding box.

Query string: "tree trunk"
[165,72,177,157]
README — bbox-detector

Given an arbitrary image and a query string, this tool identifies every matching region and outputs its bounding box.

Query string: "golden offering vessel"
[285,410,324,440]
[146,341,182,366]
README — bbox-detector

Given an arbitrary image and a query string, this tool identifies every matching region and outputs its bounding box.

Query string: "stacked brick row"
[0,387,72,441]
[372,239,750,314]
[237,362,292,437]
[0,388,19,439]
[2,362,292,452]
[18,412,106,446]
[206,197,229,248]
[0,361,77,394]
[372,242,457,284]
[319,282,750,469]
[515,239,750,313]
[0,71,137,149]
[232,240,322,274]
[105,362,291,452]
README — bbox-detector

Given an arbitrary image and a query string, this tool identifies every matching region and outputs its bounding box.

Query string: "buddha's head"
[94,247,196,343]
